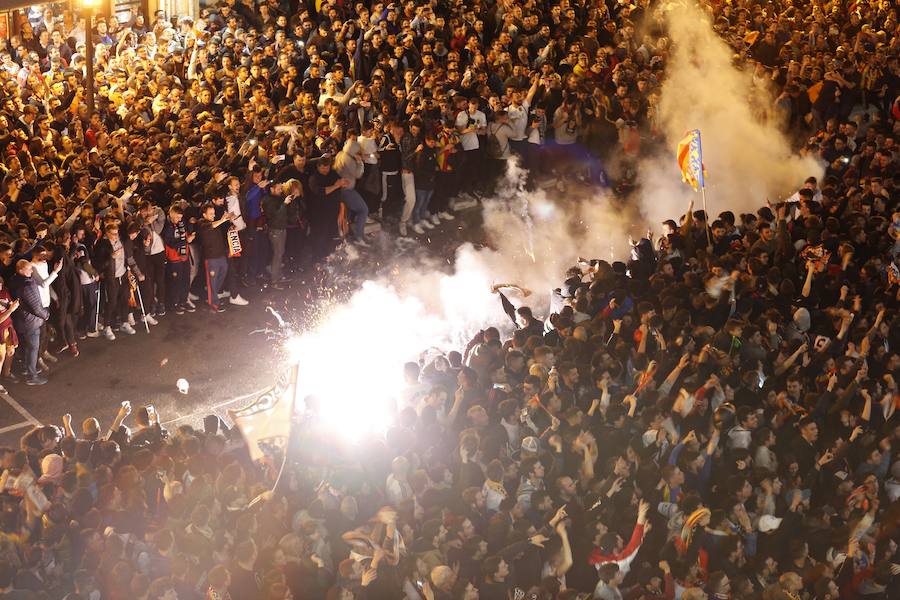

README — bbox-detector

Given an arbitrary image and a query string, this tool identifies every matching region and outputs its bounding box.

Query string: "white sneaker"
[185,299,196,309]
[431,214,441,225]
[218,291,230,299]
[229,295,249,306]
[188,292,199,301]
[398,222,409,237]
[87,330,101,338]
[420,219,435,230]
[440,211,455,221]
[143,314,159,326]
[103,326,116,341]
[119,322,137,335]
[127,313,135,326]
[412,223,425,234]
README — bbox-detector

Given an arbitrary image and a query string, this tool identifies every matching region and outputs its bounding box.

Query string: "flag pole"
[701,186,712,248]
[246,362,299,509]
[270,362,299,496]
[695,130,712,249]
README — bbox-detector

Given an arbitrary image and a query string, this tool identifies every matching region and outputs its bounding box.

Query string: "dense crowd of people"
[0,0,900,597]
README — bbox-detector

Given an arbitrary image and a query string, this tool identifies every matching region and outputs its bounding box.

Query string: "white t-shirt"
[455,109,486,151]
[358,135,380,165]
[226,194,246,231]
[507,100,530,141]
[553,106,578,145]
[149,229,165,255]
[112,238,126,278]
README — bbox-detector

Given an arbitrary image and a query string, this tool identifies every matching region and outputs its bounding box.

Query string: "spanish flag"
[676,130,707,191]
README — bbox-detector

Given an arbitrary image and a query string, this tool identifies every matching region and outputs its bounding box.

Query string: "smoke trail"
[637,1,823,227]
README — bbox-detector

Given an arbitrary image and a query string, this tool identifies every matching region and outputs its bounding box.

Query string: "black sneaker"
[185,304,196,313]
[210,305,226,313]
[175,306,185,315]
[26,375,48,386]
[156,307,166,317]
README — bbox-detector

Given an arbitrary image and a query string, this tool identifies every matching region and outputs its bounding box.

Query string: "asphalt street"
[0,208,484,447]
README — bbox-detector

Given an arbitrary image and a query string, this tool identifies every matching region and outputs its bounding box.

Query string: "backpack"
[485,123,509,159]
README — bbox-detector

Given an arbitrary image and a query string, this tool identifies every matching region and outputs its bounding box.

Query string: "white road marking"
[0,421,33,435]
[162,386,269,426]
[0,391,41,426]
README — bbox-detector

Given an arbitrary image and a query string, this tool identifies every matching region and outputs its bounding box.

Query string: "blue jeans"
[20,328,40,380]
[340,188,369,240]
[204,257,228,308]
[413,189,434,224]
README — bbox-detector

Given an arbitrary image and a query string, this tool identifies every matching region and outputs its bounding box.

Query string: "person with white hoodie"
[334,138,371,246]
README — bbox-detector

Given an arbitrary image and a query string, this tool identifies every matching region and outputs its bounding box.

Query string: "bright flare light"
[288,281,450,441]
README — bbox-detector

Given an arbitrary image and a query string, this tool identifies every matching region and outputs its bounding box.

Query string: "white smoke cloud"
[637,1,823,227]
[289,160,638,430]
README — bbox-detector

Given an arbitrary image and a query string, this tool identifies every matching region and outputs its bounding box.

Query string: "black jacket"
[92,236,119,280]
[9,273,48,332]
[93,233,142,281]
[51,251,82,317]
[413,146,437,190]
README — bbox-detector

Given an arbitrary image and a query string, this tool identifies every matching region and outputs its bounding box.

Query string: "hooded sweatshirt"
[334,140,365,188]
